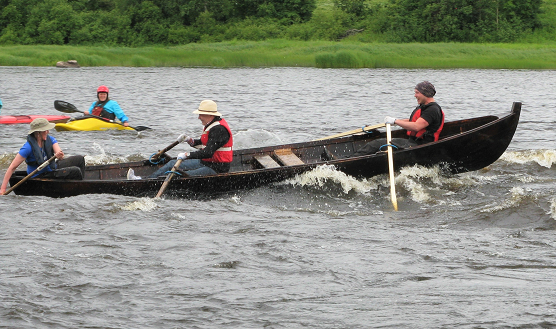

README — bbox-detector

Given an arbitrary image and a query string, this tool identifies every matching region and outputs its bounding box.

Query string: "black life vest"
[25,134,55,169]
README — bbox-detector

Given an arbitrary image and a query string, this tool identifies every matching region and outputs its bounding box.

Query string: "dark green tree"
[381,0,542,42]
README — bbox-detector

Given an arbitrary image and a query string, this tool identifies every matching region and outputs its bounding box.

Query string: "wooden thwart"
[273,149,304,166]
[254,149,304,168]
[254,155,281,169]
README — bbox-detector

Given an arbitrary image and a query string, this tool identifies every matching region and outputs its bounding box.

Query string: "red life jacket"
[407,106,445,142]
[199,118,233,163]
[91,101,115,120]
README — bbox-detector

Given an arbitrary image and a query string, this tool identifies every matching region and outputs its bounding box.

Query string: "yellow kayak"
[55,117,135,131]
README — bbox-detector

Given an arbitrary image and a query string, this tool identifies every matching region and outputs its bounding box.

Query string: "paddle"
[315,123,386,141]
[3,155,57,195]
[53,100,151,131]
[155,159,183,198]
[150,140,180,163]
[385,123,398,211]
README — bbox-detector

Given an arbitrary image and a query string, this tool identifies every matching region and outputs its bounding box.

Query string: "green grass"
[3,41,556,69]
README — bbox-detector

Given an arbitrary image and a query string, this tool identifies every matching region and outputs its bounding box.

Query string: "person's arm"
[52,142,64,160]
[107,101,129,126]
[0,154,26,195]
[394,117,429,132]
[85,102,94,116]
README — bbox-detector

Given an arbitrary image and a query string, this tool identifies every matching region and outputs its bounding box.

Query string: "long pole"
[386,124,398,211]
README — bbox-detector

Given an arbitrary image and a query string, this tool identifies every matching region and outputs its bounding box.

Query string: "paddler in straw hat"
[127,99,233,179]
[1,118,85,195]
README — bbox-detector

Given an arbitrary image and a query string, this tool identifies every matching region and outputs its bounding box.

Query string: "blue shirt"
[19,135,58,176]
[88,99,129,123]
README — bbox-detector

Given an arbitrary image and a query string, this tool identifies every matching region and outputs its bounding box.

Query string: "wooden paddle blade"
[54,100,80,113]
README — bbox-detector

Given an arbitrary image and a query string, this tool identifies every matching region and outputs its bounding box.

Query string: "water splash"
[501,150,556,168]
[480,187,534,213]
[397,165,480,204]
[85,142,139,165]
[282,164,376,194]
[233,129,283,150]
[116,197,158,212]
[549,197,556,221]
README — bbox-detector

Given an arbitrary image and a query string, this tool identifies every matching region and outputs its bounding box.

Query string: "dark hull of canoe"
[9,102,521,198]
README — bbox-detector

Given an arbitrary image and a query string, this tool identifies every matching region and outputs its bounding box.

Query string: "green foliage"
[379,0,544,42]
[0,0,552,46]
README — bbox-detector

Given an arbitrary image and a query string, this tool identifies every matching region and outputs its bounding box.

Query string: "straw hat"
[28,118,56,134]
[192,100,222,116]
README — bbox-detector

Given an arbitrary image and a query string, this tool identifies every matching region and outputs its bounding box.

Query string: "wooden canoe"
[8,102,522,198]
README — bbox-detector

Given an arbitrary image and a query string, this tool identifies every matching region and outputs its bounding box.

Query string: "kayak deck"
[55,117,135,131]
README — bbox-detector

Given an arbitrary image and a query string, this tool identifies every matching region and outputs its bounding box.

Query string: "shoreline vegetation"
[2,41,556,69]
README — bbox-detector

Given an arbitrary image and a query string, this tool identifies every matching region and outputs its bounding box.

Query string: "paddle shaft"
[315,123,386,141]
[155,158,183,198]
[152,141,180,162]
[3,155,57,195]
[386,123,398,211]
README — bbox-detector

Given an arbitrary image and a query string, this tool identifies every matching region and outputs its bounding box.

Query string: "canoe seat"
[273,149,304,166]
[254,155,281,169]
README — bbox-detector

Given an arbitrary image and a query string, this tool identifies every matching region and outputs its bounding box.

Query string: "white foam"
[501,150,556,168]
[117,197,158,212]
[234,129,283,150]
[479,187,532,213]
[549,197,556,221]
[283,164,376,194]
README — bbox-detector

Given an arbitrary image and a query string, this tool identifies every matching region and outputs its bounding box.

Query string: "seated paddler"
[127,99,233,179]
[1,118,85,195]
[84,85,130,127]
[353,81,445,156]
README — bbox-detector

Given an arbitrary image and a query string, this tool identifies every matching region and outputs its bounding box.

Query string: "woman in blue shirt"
[83,85,130,126]
[0,118,85,195]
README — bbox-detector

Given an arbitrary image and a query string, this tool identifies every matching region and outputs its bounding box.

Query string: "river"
[1,67,555,328]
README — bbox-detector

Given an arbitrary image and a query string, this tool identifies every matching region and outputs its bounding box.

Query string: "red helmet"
[97,85,109,93]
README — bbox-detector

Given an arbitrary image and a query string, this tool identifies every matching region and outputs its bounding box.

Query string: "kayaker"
[127,100,233,179]
[84,85,130,127]
[352,81,444,156]
[1,118,85,195]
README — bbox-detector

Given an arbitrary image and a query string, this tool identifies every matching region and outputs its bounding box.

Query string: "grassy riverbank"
[2,40,556,69]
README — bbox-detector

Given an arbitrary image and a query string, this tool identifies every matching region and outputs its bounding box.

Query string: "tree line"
[0,0,545,45]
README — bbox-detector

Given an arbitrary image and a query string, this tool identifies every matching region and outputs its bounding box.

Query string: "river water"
[1,67,555,328]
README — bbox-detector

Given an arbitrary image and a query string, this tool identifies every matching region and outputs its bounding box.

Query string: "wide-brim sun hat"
[192,100,222,116]
[28,118,56,134]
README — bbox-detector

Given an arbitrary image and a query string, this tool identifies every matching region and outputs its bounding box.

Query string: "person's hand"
[123,122,130,127]
[55,150,64,160]
[177,134,193,145]
[177,152,189,160]
[83,111,89,116]
[385,116,397,125]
